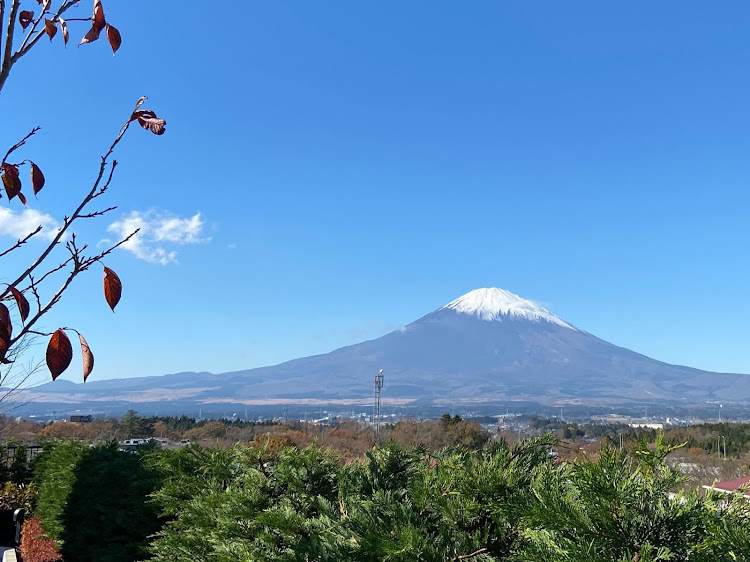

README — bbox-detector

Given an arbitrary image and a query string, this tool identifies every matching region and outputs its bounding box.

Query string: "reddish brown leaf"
[46,329,72,381]
[131,110,167,136]
[30,162,45,195]
[103,266,122,312]
[17,191,26,206]
[19,11,34,30]
[78,333,94,382]
[44,19,56,41]
[0,303,11,340]
[0,303,11,363]
[59,17,69,46]
[10,287,29,323]
[79,25,99,45]
[2,164,21,200]
[105,24,120,55]
[93,0,106,33]
[0,334,8,363]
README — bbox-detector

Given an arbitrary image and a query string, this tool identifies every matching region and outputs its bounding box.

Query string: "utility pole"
[373,369,384,445]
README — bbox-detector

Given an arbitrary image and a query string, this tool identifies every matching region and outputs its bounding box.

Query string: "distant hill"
[15,288,750,413]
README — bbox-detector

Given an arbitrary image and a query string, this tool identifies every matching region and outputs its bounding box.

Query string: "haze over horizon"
[2,1,750,383]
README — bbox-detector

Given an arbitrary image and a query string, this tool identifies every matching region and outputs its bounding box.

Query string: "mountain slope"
[20,288,750,408]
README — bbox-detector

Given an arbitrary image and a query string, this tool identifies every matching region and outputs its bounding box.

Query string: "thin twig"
[92,160,118,198]
[0,127,39,167]
[456,548,488,560]
[0,225,42,258]
[78,205,117,219]
[19,256,74,297]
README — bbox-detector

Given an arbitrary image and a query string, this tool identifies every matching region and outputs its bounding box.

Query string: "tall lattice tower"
[373,369,384,445]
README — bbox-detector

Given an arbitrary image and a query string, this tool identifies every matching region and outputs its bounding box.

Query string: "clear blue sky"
[2,0,750,382]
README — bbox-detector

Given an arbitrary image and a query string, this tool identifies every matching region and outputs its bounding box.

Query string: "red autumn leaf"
[0,303,11,363]
[19,11,34,30]
[0,333,8,363]
[44,19,56,41]
[10,287,30,323]
[79,25,99,46]
[105,24,121,55]
[103,266,122,312]
[2,164,21,200]
[30,162,45,195]
[59,17,69,45]
[17,191,26,206]
[78,333,94,382]
[0,303,11,340]
[46,329,72,380]
[130,110,167,136]
[93,0,106,34]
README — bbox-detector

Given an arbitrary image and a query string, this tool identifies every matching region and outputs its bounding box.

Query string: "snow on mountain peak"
[441,288,576,330]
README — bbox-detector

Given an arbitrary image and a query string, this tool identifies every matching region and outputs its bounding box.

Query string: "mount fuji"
[17,288,750,411]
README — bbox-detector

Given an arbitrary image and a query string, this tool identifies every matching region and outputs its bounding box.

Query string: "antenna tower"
[373,369,384,445]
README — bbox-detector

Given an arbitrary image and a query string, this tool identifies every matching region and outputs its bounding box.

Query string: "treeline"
[11,435,750,562]
[7,413,750,461]
[0,412,489,459]
[522,417,750,459]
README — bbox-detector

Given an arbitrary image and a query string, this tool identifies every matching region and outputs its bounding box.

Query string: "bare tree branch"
[0,0,18,90]
[0,225,42,258]
[0,127,39,166]
[0,2,5,73]
[78,205,117,219]
[19,256,74,302]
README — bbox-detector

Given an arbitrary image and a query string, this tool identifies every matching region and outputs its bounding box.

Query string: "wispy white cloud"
[0,207,60,241]
[106,210,210,265]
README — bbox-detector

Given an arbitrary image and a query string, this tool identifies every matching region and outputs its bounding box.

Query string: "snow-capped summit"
[441,288,576,330]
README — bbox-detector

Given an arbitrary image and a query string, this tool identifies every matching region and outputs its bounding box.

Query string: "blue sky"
[2,0,750,382]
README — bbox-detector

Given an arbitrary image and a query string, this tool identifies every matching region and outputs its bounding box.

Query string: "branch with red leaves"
[0,0,168,402]
[0,96,166,386]
[0,0,123,94]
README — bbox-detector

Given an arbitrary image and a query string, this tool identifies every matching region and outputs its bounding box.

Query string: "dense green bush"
[147,437,555,561]
[23,434,750,561]
[520,438,710,561]
[34,440,162,562]
[34,440,89,542]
